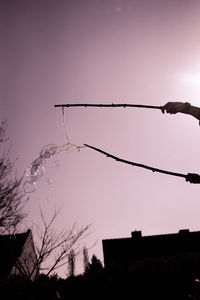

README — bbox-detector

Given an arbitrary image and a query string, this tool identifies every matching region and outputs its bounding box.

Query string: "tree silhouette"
[86,255,103,278]
[68,249,75,277]
[83,246,89,274]
[0,119,27,233]
[15,208,88,279]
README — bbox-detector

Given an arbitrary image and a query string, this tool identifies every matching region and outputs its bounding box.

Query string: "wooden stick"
[84,144,200,183]
[84,144,187,179]
[55,103,162,110]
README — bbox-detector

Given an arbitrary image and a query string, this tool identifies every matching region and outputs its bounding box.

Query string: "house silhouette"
[102,229,200,269]
[0,229,38,280]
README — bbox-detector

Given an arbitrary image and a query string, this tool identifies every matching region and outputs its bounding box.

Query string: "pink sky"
[1,0,200,276]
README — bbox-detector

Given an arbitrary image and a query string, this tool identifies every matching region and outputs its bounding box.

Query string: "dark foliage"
[2,252,200,300]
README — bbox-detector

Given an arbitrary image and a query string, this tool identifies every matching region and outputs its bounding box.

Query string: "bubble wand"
[54,103,200,184]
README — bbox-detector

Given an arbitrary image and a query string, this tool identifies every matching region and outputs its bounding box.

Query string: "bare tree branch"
[15,207,89,279]
[0,119,27,233]
[84,144,200,184]
[54,103,162,110]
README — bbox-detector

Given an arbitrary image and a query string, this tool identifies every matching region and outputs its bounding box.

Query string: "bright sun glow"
[177,72,200,107]
[180,73,200,86]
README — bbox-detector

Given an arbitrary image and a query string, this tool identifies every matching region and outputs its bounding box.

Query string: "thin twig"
[84,144,187,179]
[84,144,200,183]
[55,103,162,110]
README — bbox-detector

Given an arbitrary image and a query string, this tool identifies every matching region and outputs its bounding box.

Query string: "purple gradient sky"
[1,0,200,276]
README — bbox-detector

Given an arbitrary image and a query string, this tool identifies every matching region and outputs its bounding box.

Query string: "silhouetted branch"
[0,119,27,233]
[16,207,90,279]
[84,144,200,184]
[55,103,162,110]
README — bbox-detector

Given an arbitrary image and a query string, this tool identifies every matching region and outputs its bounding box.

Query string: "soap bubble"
[40,144,61,159]
[54,159,62,168]
[37,165,45,177]
[24,143,73,193]
[23,181,36,193]
[60,143,72,152]
[26,164,45,183]
[46,178,52,185]
[32,157,43,167]
[46,196,52,203]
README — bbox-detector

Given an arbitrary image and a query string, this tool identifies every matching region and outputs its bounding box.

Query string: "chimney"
[131,230,142,239]
[178,229,190,235]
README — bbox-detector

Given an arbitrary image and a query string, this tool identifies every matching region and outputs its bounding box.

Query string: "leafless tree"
[16,207,89,280]
[68,249,75,277]
[83,246,89,273]
[0,119,27,233]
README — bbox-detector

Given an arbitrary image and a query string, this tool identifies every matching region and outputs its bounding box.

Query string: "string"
[62,107,71,144]
[61,107,86,151]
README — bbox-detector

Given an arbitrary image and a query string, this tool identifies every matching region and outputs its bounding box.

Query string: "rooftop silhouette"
[103,229,200,268]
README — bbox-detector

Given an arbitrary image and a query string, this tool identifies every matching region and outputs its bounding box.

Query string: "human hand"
[186,173,200,184]
[161,102,190,114]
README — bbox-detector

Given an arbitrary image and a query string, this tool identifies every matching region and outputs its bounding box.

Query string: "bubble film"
[24,143,72,193]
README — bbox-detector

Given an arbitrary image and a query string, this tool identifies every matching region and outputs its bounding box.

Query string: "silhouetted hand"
[186,173,200,184]
[161,102,191,114]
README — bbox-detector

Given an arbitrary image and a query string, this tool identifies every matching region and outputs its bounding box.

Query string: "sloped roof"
[0,230,30,278]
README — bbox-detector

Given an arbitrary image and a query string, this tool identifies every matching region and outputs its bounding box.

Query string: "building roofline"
[102,229,200,243]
